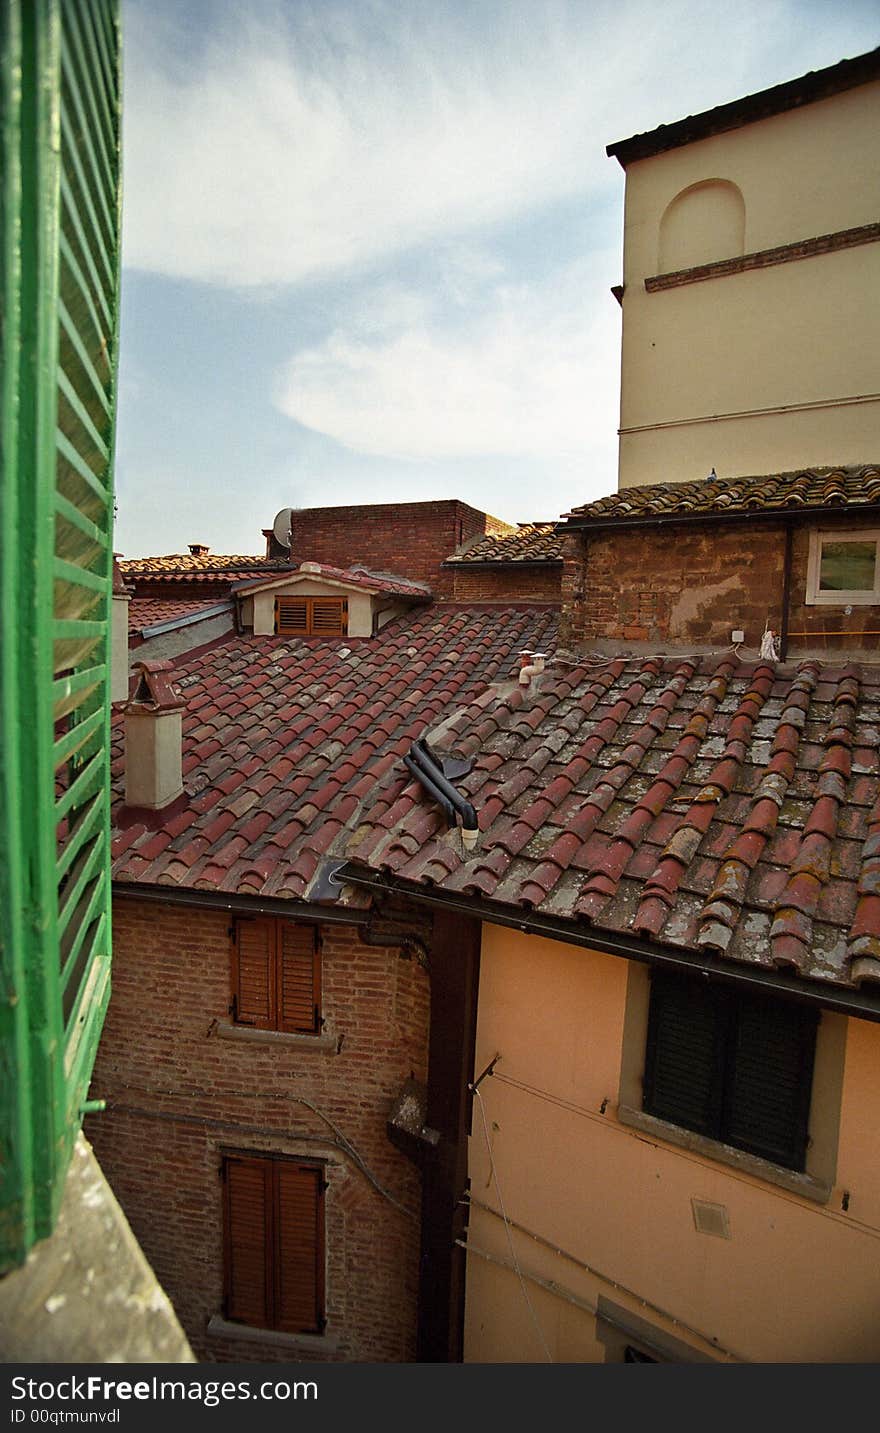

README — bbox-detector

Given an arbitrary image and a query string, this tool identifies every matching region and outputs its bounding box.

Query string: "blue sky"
[114,0,880,558]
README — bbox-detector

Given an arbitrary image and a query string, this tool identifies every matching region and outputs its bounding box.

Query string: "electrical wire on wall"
[472,1083,554,1363]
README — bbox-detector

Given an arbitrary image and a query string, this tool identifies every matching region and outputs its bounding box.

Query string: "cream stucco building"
[608,48,880,489]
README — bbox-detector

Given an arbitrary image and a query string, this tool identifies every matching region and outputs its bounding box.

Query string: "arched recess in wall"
[658,180,745,274]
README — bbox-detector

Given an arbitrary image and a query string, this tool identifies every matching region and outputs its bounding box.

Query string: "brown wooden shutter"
[233,917,275,1027]
[276,596,309,635]
[310,598,347,635]
[277,924,320,1034]
[224,1157,270,1328]
[274,1162,324,1335]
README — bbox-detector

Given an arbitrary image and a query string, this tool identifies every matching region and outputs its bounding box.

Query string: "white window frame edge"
[805,527,880,606]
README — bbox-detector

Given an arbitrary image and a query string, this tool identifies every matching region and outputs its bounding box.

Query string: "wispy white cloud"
[275,257,621,462]
[121,0,868,289]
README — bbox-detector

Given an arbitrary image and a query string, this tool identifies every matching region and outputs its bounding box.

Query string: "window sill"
[206,1315,339,1353]
[617,1106,832,1204]
[215,1020,337,1052]
[805,593,879,607]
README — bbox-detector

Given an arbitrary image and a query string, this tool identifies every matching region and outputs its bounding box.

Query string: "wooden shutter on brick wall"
[278,924,321,1034]
[224,1156,270,1328]
[232,917,275,1027]
[275,1161,325,1335]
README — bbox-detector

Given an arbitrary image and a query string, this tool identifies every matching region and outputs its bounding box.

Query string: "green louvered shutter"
[0,0,121,1271]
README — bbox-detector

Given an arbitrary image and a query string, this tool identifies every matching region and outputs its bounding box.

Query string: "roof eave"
[606,47,880,168]
[556,501,880,534]
[338,864,880,1023]
[441,557,563,570]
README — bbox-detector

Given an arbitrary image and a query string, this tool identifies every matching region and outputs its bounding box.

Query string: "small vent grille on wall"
[691,1198,731,1239]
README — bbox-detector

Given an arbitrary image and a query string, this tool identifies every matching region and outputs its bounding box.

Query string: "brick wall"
[87,899,429,1364]
[560,522,788,650]
[270,501,514,595]
[559,517,879,655]
[448,564,562,604]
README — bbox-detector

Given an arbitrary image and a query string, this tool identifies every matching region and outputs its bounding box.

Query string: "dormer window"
[275,596,348,636]
[806,530,880,605]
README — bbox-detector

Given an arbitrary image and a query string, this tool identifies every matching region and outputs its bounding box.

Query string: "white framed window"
[806,529,880,606]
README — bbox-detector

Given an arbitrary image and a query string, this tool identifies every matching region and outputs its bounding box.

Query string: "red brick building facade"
[266,500,514,596]
[87,898,429,1363]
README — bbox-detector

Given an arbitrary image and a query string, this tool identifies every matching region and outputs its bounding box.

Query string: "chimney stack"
[124,660,185,809]
[111,554,132,703]
[188,543,210,556]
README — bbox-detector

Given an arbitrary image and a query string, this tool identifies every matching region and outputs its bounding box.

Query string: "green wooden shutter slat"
[53,704,103,767]
[53,617,105,641]
[55,426,109,503]
[57,365,109,460]
[58,168,112,328]
[275,1162,323,1334]
[59,872,106,1004]
[62,919,110,1080]
[55,790,102,882]
[54,489,104,549]
[52,661,103,721]
[57,831,104,941]
[1,0,119,1272]
[59,46,114,249]
[58,106,114,289]
[53,554,106,593]
[59,886,106,1024]
[83,0,116,92]
[58,245,112,383]
[54,747,103,823]
[61,5,115,186]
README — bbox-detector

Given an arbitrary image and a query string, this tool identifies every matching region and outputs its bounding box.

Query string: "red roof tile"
[444,524,563,564]
[349,651,880,991]
[111,603,559,906]
[561,465,880,527]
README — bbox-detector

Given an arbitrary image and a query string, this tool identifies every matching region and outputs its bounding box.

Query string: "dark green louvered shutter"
[643,971,817,1174]
[725,993,817,1170]
[0,0,120,1271]
[643,972,725,1139]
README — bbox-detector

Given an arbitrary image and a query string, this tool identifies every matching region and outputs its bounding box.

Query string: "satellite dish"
[272,507,294,550]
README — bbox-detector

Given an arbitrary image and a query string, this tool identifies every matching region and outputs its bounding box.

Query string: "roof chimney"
[123,660,185,809]
[188,543,210,556]
[111,554,133,703]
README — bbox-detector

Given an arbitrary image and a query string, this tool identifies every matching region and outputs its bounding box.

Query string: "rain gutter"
[337,864,880,1025]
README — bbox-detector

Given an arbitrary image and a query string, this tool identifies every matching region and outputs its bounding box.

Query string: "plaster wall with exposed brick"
[448,565,562,604]
[86,897,429,1364]
[559,516,880,655]
[270,501,514,595]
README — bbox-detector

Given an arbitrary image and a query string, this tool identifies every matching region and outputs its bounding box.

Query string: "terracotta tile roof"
[444,524,563,565]
[348,651,880,991]
[120,554,290,586]
[129,597,229,637]
[560,465,880,527]
[111,603,559,903]
[231,564,432,599]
